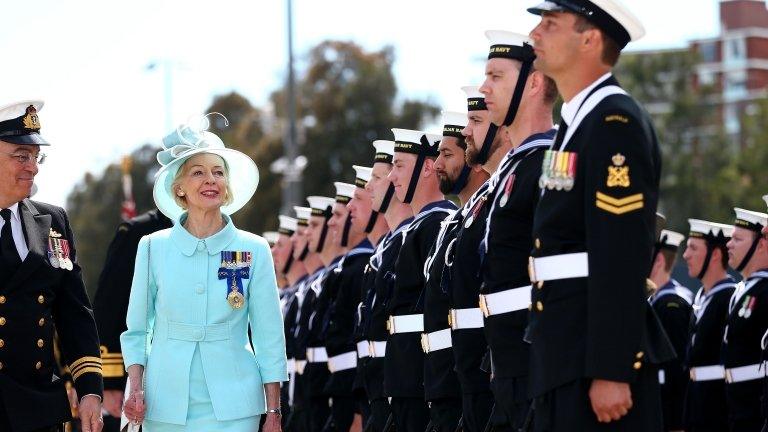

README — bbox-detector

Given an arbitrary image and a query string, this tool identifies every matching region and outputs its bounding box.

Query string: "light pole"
[281,0,303,214]
[146,60,176,133]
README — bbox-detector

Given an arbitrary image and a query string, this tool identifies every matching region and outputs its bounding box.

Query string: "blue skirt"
[144,347,261,432]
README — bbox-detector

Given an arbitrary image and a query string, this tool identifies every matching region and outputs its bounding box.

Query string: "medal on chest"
[498,174,516,208]
[738,295,756,319]
[218,251,252,309]
[539,150,577,191]
[464,195,488,228]
[47,229,73,270]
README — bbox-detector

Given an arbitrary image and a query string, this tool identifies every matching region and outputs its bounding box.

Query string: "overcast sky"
[2,0,725,207]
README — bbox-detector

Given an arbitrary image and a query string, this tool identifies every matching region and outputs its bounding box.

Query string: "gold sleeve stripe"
[596,200,644,215]
[102,363,126,378]
[69,356,102,371]
[72,366,104,381]
[71,362,103,377]
[595,192,642,207]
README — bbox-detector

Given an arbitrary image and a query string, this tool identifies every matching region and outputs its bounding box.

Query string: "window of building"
[724,69,748,100]
[699,41,718,63]
[723,36,746,64]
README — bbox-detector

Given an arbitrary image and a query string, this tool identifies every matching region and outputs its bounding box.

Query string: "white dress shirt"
[1,202,30,261]
[560,72,613,126]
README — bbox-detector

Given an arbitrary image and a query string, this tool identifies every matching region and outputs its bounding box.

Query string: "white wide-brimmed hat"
[153,113,259,221]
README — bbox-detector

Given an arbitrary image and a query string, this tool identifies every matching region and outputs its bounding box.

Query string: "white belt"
[420,328,452,353]
[296,360,307,375]
[448,308,484,330]
[368,340,387,358]
[357,341,370,358]
[689,365,725,382]
[658,369,665,385]
[306,347,328,363]
[529,252,589,282]
[328,351,357,373]
[479,285,531,317]
[725,363,766,383]
[387,314,424,334]
[287,358,296,374]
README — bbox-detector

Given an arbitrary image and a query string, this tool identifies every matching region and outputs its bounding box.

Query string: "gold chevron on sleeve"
[596,192,644,215]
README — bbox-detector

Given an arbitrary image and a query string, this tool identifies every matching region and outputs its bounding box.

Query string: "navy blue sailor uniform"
[280,276,305,430]
[385,201,456,432]
[0,199,104,432]
[722,270,768,431]
[291,266,325,432]
[421,208,464,432]
[303,257,343,432]
[684,278,736,432]
[324,240,374,432]
[468,131,554,430]
[362,220,410,432]
[528,74,674,431]
[649,279,693,431]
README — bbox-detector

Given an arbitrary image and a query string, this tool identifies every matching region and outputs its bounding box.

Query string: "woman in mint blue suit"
[121,117,287,431]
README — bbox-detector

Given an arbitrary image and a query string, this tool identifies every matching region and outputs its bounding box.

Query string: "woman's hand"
[123,365,146,424]
[261,412,282,432]
[122,388,145,425]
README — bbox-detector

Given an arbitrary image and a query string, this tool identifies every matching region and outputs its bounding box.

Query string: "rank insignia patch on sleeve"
[595,192,644,215]
[606,153,630,188]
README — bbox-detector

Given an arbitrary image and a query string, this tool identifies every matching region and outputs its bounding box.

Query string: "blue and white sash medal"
[218,251,252,309]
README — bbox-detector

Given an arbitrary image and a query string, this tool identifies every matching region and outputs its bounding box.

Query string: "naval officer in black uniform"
[682,219,736,432]
[647,228,692,432]
[324,181,374,432]
[527,1,675,429]
[421,110,488,432]
[0,100,104,432]
[385,128,456,431]
[92,208,171,431]
[361,140,413,432]
[469,30,557,431]
[723,208,768,431]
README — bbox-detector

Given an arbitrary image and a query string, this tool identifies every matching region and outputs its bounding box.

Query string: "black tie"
[1,209,21,267]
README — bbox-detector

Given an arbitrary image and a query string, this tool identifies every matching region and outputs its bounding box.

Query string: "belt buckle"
[447,310,454,329]
[387,316,395,334]
[307,349,314,363]
[689,368,696,381]
[479,295,490,318]
[368,341,376,357]
[421,333,430,353]
[725,369,733,383]
[528,256,537,283]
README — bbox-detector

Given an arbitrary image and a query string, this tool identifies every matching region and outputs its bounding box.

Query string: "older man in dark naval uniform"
[0,100,104,432]
[527,1,674,430]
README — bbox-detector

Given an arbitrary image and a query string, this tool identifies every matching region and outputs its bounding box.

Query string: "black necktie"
[1,209,21,267]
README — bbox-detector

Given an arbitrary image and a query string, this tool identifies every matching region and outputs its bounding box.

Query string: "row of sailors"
[260,24,768,432]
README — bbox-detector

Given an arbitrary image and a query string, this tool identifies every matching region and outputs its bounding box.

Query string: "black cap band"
[375,152,393,164]
[467,98,487,111]
[443,124,464,139]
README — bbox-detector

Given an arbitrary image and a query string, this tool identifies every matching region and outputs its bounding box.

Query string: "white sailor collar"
[560,72,613,126]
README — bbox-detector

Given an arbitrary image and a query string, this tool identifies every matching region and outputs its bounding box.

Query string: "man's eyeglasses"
[2,152,46,165]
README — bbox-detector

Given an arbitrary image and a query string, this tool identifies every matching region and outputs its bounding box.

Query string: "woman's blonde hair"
[170,152,234,210]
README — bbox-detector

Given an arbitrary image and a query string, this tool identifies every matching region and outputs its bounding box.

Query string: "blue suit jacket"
[120,215,287,424]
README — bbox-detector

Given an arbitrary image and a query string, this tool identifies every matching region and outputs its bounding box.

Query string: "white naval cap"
[294,206,312,226]
[764,194,768,209]
[485,30,535,60]
[334,182,357,203]
[688,219,734,243]
[372,140,395,164]
[278,215,298,235]
[392,128,439,157]
[263,231,280,246]
[353,165,373,188]
[658,229,685,250]
[461,86,487,111]
[307,196,336,217]
[442,111,467,139]
[527,0,645,48]
[734,207,768,233]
